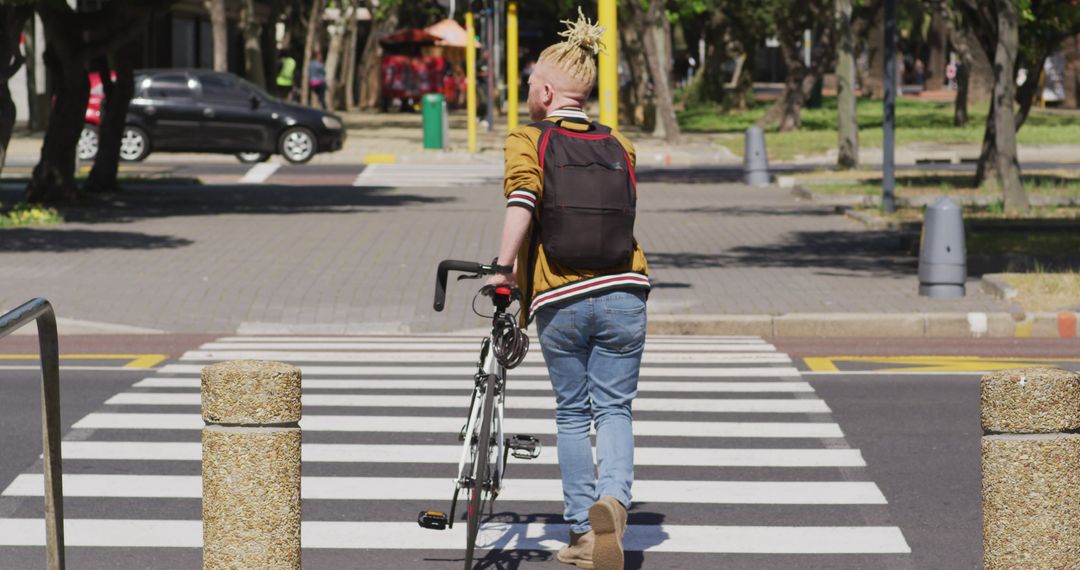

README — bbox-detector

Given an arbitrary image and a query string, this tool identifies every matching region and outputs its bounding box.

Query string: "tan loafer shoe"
[589,496,628,570]
[556,530,595,568]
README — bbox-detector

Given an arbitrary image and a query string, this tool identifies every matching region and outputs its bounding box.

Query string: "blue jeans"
[534,288,647,534]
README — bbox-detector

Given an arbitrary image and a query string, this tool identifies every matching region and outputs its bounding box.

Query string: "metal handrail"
[0,298,65,570]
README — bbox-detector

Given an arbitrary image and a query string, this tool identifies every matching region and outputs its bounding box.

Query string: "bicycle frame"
[451,326,508,526]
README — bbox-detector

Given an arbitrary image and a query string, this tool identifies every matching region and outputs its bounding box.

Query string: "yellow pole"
[507,1,519,132]
[597,0,617,129]
[466,11,478,153]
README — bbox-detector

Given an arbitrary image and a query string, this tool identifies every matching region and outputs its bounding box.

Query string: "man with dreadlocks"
[486,8,649,570]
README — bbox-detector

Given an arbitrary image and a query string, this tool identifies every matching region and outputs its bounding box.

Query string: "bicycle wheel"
[464,373,496,569]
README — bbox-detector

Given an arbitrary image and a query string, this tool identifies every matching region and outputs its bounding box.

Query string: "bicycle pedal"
[508,435,542,460]
[417,510,449,530]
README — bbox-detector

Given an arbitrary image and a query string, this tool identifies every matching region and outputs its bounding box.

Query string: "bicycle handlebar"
[434,260,493,311]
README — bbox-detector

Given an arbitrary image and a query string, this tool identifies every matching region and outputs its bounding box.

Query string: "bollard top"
[202,360,302,425]
[927,196,960,212]
[980,367,1080,434]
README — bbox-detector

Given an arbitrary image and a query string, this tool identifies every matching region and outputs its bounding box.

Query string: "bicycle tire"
[464,372,496,569]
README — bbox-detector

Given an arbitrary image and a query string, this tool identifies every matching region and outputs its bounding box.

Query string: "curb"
[647,311,1079,338]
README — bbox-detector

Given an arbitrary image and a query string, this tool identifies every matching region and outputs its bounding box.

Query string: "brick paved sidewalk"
[0,179,1012,334]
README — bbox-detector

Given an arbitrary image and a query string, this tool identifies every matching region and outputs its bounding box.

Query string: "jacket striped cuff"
[506,189,538,211]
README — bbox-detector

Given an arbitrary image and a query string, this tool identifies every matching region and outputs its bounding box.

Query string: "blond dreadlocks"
[537,7,606,91]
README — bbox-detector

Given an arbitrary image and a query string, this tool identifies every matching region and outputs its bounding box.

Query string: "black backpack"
[533,120,637,269]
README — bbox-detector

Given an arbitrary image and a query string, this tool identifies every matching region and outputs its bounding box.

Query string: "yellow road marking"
[804,356,1080,373]
[362,153,397,165]
[0,354,169,369]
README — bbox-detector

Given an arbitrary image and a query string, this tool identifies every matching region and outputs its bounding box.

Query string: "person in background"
[274,50,297,101]
[309,52,327,109]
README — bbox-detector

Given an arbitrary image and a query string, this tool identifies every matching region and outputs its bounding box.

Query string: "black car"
[82,69,344,164]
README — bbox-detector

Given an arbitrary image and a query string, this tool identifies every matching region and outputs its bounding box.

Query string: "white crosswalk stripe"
[352,163,503,188]
[0,334,912,563]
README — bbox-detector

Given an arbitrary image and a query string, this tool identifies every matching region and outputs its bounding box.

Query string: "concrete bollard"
[981,367,1080,568]
[202,360,302,570]
[743,125,770,186]
[918,196,966,298]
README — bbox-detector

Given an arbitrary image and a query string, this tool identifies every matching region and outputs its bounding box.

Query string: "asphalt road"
[1,334,1077,568]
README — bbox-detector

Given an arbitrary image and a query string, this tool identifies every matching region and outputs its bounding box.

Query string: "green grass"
[0,202,63,227]
[680,97,1080,160]
[967,231,1080,257]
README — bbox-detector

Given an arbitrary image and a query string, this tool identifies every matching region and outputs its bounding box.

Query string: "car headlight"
[322,116,343,130]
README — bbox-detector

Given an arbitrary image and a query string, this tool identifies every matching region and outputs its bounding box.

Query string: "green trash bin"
[422,93,445,150]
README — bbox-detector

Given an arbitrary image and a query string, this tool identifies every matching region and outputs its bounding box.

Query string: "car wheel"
[236,152,271,163]
[119,126,150,162]
[279,127,315,164]
[77,124,99,161]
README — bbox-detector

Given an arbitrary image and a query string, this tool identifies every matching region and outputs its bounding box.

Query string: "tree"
[627,0,681,142]
[300,0,324,106]
[677,1,772,110]
[357,0,397,110]
[206,0,228,72]
[1065,33,1079,108]
[0,4,31,174]
[25,1,156,204]
[84,39,140,194]
[323,8,344,109]
[953,0,1080,208]
[836,0,858,168]
[758,0,835,131]
[341,0,360,110]
[990,0,1026,213]
[240,0,266,88]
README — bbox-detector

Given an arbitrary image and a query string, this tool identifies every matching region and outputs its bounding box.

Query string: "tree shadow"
[0,228,192,252]
[636,165,826,185]
[647,230,915,276]
[648,205,838,217]
[0,182,456,225]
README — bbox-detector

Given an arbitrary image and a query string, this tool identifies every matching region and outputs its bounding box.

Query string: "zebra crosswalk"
[352,163,503,188]
[0,334,912,568]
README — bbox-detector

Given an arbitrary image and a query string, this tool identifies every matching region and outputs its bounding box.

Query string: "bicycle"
[417,259,542,570]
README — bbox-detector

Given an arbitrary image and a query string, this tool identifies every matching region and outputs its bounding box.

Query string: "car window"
[146,74,195,100]
[199,74,248,104]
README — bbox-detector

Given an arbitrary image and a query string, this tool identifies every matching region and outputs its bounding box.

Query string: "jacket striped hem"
[529,272,651,317]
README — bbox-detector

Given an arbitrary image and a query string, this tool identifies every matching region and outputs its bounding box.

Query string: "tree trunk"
[25,11,88,204]
[684,9,725,106]
[617,6,648,125]
[84,42,136,194]
[324,17,343,110]
[358,0,396,110]
[301,0,324,106]
[863,5,885,99]
[26,2,151,204]
[206,0,228,72]
[630,0,680,142]
[925,10,948,90]
[836,0,858,168]
[240,0,265,88]
[1065,34,1079,109]
[954,57,969,126]
[990,0,1026,214]
[1014,50,1050,131]
[0,7,30,173]
[761,30,808,131]
[342,0,359,110]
